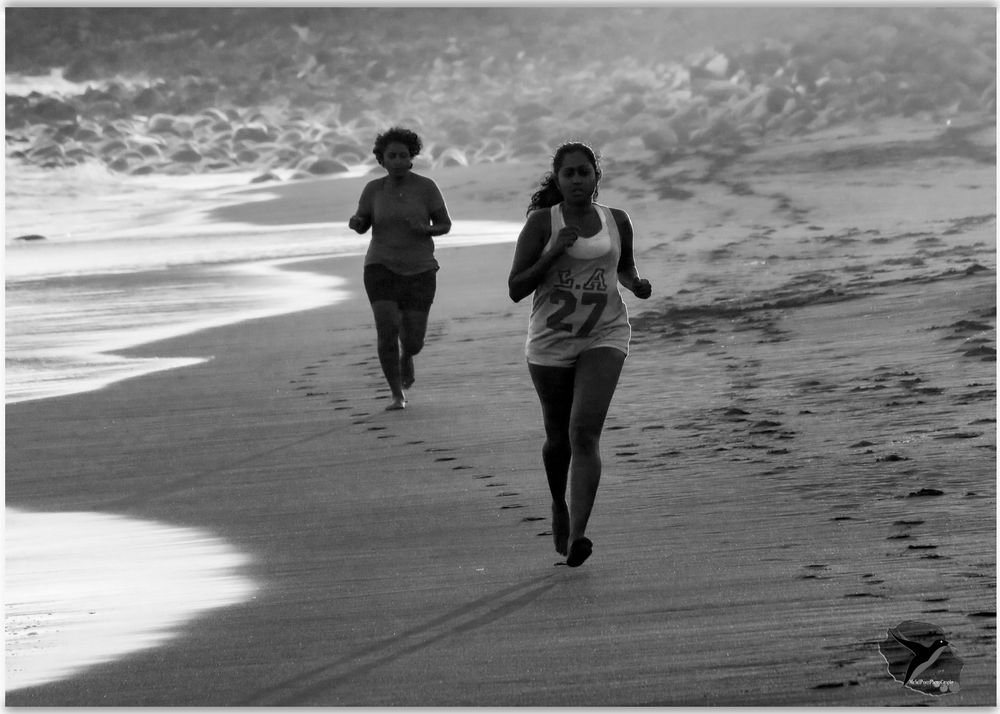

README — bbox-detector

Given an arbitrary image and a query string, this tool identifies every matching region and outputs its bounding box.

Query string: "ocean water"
[5,95,520,692]
[5,159,519,404]
[5,507,258,691]
[6,69,521,405]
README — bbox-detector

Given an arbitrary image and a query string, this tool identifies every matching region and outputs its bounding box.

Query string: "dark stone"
[31,97,78,122]
[170,148,203,163]
[233,125,273,143]
[306,158,349,175]
[132,87,164,113]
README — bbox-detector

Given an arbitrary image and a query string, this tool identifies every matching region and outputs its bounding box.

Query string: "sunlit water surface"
[5,508,258,691]
[6,96,520,694]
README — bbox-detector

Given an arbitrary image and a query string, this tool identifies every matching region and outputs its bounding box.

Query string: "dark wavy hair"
[372,126,423,165]
[527,141,602,215]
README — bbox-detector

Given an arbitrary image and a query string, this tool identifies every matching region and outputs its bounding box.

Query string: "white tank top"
[526,203,630,353]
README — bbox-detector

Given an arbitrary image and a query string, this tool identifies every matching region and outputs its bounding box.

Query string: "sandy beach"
[5,118,995,705]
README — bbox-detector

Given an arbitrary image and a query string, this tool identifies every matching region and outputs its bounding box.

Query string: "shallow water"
[6,159,519,404]
[5,507,257,691]
[5,146,522,692]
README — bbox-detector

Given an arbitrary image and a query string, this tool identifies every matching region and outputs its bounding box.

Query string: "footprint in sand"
[906,488,944,497]
[934,431,985,440]
[799,564,831,580]
[923,600,950,614]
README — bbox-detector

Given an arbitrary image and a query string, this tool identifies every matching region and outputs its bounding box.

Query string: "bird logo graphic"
[878,621,963,695]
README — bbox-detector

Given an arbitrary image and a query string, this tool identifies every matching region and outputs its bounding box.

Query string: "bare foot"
[385,396,407,411]
[566,537,593,567]
[551,501,569,555]
[401,355,415,389]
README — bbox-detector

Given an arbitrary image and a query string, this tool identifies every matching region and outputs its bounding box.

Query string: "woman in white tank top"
[508,141,652,567]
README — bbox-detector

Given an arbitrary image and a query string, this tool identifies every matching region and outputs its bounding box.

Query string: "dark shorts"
[363,264,437,312]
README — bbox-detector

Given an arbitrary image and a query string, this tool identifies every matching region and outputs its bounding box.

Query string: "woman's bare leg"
[529,363,575,555]
[371,300,406,409]
[566,348,626,559]
[399,309,429,389]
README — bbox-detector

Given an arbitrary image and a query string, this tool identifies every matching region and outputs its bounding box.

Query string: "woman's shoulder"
[594,201,624,214]
[525,205,554,228]
[410,172,440,188]
[596,202,631,224]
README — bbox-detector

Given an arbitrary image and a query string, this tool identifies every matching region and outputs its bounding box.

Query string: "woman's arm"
[348,181,376,234]
[508,210,577,302]
[614,208,652,299]
[426,182,452,237]
[407,177,452,237]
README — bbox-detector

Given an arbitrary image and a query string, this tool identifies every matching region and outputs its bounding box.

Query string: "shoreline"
[6,124,995,705]
[5,157,529,405]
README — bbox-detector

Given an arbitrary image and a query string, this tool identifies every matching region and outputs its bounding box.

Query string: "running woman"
[508,141,652,567]
[349,127,452,410]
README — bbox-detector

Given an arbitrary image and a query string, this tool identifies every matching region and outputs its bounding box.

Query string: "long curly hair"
[526,141,602,215]
[372,126,423,165]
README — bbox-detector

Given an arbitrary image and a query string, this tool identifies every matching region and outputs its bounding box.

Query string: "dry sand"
[5,118,995,705]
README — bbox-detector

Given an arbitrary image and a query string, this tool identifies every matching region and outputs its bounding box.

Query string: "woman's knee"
[400,334,424,356]
[543,431,571,456]
[569,423,602,453]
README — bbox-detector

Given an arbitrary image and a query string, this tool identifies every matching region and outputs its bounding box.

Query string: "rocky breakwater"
[6,80,369,181]
[5,7,996,184]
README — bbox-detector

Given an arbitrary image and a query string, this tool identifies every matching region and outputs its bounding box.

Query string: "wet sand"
[5,119,995,705]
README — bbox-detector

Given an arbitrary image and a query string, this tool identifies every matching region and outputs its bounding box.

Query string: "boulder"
[31,97,78,122]
[170,147,203,163]
[641,126,680,152]
[251,172,281,183]
[306,157,350,175]
[233,124,274,143]
[132,87,165,113]
[147,114,177,133]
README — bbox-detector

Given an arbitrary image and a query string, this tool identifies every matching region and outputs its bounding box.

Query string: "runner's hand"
[553,226,579,254]
[406,217,432,236]
[631,278,652,299]
[348,215,368,233]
